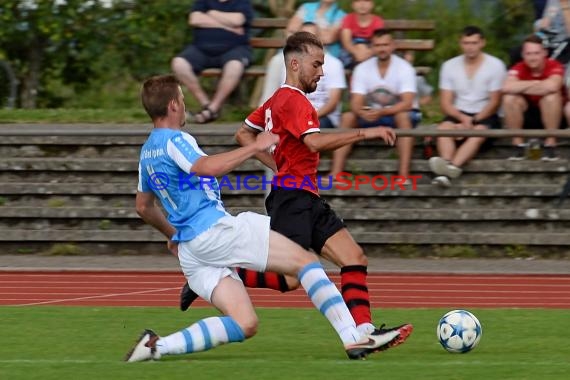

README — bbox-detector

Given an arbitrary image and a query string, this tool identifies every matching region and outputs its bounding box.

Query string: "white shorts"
[177,211,270,303]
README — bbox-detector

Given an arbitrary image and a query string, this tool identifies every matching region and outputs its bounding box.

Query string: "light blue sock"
[156,316,245,355]
[298,262,361,345]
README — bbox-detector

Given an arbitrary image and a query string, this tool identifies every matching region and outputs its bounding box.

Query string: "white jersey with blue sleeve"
[137,128,228,242]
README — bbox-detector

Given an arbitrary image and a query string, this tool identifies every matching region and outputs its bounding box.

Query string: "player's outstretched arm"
[192,131,279,177]
[235,124,278,172]
[303,127,396,153]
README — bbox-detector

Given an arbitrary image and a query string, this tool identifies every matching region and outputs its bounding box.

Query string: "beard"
[301,77,319,94]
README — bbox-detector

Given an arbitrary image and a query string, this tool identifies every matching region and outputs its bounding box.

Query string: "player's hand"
[255,131,279,152]
[366,127,396,146]
[167,240,178,257]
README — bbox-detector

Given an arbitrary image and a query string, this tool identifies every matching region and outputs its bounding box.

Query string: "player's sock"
[155,316,245,355]
[340,265,372,327]
[298,262,361,345]
[237,268,289,292]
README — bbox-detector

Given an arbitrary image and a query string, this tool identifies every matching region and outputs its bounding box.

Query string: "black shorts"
[265,187,346,254]
[442,111,501,130]
[523,103,567,129]
[177,44,252,75]
[441,111,500,150]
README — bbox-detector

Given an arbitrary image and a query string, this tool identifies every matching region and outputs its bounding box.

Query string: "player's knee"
[238,315,259,338]
[332,245,367,267]
[285,276,300,291]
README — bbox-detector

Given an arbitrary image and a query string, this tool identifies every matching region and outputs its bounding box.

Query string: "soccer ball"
[436,309,482,353]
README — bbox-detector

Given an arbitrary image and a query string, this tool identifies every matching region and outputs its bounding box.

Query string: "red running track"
[0,271,569,308]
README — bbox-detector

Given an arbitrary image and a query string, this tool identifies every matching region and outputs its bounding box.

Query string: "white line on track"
[14,286,180,306]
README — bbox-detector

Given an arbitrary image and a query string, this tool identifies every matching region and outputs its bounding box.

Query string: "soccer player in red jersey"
[181,31,412,348]
[232,31,413,346]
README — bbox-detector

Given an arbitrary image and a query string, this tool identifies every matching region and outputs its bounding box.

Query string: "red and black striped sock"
[340,265,372,326]
[237,268,290,292]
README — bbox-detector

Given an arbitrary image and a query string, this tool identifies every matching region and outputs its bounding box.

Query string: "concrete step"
[0,182,566,198]
[1,157,567,174]
[2,206,569,221]
[2,229,567,245]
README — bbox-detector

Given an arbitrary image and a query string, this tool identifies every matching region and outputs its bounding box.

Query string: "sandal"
[192,105,219,124]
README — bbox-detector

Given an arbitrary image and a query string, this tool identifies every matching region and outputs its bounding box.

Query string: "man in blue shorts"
[171,0,253,123]
[125,74,396,362]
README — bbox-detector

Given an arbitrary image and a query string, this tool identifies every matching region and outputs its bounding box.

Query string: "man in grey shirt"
[429,26,506,187]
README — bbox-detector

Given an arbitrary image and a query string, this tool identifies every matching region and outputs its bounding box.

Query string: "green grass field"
[1,306,569,380]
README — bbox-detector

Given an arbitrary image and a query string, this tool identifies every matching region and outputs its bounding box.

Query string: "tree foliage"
[0,0,535,109]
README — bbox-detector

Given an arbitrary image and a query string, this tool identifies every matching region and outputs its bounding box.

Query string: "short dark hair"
[372,28,393,39]
[462,25,484,39]
[283,31,323,59]
[141,74,180,120]
[524,34,544,46]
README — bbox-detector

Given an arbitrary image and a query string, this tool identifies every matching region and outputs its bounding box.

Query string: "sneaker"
[124,329,161,362]
[180,282,199,311]
[432,175,451,187]
[508,144,526,161]
[428,157,462,179]
[345,323,413,360]
[542,146,560,161]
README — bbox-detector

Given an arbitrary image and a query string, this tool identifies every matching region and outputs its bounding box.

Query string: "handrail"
[1,127,570,138]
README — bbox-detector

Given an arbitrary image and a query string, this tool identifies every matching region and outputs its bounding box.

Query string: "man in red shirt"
[234,31,413,354]
[503,34,565,160]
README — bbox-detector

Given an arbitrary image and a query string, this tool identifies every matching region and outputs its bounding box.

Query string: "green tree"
[0,0,113,108]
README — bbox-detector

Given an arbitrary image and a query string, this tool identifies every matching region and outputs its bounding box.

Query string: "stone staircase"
[1,124,569,258]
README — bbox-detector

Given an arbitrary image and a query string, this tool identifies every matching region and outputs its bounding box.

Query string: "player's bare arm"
[235,124,278,172]
[135,191,176,240]
[302,127,396,153]
[192,131,279,177]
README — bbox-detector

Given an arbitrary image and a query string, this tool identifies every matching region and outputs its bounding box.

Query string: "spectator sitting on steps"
[429,26,506,188]
[171,0,254,124]
[503,34,565,161]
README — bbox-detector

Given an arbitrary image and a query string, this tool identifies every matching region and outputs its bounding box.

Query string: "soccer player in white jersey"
[125,74,396,362]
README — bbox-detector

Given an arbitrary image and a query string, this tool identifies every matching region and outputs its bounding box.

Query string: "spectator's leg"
[208,59,245,114]
[539,92,563,147]
[394,111,413,177]
[436,121,457,161]
[502,94,527,146]
[451,124,488,167]
[329,112,358,176]
[171,57,210,108]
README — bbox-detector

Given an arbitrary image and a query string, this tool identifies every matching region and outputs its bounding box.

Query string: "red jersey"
[341,13,384,41]
[508,58,565,105]
[245,85,321,195]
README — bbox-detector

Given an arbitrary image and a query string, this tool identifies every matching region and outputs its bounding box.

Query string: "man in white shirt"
[259,22,346,129]
[329,28,418,179]
[429,26,506,187]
